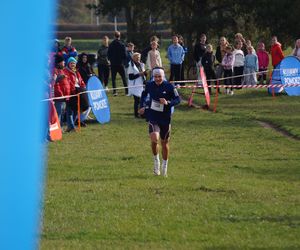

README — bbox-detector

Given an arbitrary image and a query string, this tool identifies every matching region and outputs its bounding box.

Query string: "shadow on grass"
[194,185,236,195]
[174,115,256,129]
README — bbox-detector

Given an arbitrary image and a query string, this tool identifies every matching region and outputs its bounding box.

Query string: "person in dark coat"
[193,33,207,65]
[201,44,216,94]
[77,52,94,85]
[107,31,128,96]
[97,36,110,87]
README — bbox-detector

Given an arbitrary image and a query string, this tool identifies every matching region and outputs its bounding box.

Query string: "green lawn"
[42,87,300,249]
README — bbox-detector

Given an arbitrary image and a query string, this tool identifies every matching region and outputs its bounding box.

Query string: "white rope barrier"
[43,67,299,102]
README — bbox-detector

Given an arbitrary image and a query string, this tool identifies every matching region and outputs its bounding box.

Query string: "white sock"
[162,159,168,176]
[162,159,168,167]
[153,154,159,161]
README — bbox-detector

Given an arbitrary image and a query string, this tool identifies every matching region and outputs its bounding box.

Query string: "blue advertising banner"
[280,56,300,96]
[0,1,55,250]
[87,76,111,124]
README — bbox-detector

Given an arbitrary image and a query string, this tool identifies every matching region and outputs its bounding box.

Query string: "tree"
[87,0,169,49]
[253,0,300,47]
[58,0,92,24]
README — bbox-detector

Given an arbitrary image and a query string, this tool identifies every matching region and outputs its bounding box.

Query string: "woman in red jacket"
[64,57,87,132]
[270,36,284,68]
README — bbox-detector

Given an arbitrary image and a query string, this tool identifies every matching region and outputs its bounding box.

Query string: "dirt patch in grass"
[257,120,300,141]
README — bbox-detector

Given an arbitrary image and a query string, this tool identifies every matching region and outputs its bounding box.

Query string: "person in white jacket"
[127,52,147,118]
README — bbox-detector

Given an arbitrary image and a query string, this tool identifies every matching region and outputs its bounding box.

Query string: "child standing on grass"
[222,45,235,95]
[146,40,162,76]
[233,40,245,87]
[243,46,259,85]
[257,42,269,84]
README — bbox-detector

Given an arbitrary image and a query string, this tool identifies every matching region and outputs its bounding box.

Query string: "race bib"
[151,100,164,112]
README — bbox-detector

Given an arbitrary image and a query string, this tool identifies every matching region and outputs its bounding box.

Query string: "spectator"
[216,37,229,64]
[53,39,62,55]
[125,43,135,68]
[127,53,147,118]
[97,36,110,88]
[167,35,185,85]
[124,42,135,91]
[292,39,300,59]
[193,33,207,66]
[141,35,160,64]
[76,53,93,124]
[222,45,235,95]
[270,36,284,68]
[49,39,63,69]
[243,46,259,85]
[233,40,245,87]
[107,31,128,96]
[62,36,78,62]
[146,40,162,75]
[52,54,70,127]
[77,53,94,85]
[178,35,188,80]
[234,33,247,55]
[215,36,229,80]
[64,57,88,131]
[257,42,269,84]
[246,40,256,54]
[201,44,216,94]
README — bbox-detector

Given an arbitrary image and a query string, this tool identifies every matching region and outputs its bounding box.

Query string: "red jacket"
[270,42,284,67]
[257,50,269,69]
[64,68,86,95]
[52,68,71,99]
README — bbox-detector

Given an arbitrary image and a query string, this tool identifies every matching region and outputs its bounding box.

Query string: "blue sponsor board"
[280,56,300,96]
[87,76,111,124]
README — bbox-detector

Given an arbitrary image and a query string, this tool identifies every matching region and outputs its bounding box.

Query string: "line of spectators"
[49,37,93,133]
[48,33,299,136]
[194,33,287,95]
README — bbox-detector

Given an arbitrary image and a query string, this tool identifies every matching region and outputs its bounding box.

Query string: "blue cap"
[67,57,77,65]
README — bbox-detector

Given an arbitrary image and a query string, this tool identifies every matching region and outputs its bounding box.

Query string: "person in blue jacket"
[139,67,181,177]
[167,35,185,84]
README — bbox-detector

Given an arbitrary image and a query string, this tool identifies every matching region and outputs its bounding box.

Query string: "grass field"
[41,85,300,249]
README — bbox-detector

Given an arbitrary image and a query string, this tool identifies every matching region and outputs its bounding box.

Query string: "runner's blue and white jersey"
[140,80,180,125]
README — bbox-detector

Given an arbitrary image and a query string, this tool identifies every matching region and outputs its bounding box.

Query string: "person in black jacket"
[107,31,128,96]
[193,33,207,79]
[215,36,229,81]
[193,34,207,65]
[77,53,94,85]
[97,36,110,88]
[201,44,216,94]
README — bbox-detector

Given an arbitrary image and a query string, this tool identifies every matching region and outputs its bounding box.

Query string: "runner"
[139,68,181,177]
